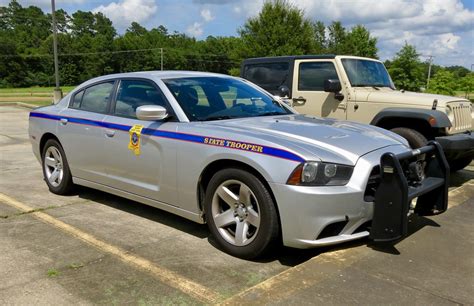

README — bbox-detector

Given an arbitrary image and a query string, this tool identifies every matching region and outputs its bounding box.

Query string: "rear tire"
[448,157,472,172]
[204,168,279,259]
[390,127,428,149]
[42,139,74,195]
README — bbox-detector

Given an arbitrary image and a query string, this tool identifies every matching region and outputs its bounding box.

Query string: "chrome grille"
[450,103,472,132]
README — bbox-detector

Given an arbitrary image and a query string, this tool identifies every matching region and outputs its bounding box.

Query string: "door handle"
[354,104,359,110]
[105,129,115,137]
[59,118,68,125]
[292,96,307,106]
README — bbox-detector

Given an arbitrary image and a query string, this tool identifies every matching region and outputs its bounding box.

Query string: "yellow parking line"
[0,193,221,304]
[221,179,474,304]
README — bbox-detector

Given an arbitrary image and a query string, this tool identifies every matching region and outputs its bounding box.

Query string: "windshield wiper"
[200,115,236,121]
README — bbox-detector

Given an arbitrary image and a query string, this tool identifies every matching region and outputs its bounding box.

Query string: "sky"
[2,0,473,68]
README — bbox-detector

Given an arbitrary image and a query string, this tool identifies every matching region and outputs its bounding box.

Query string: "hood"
[356,88,468,108]
[206,115,408,165]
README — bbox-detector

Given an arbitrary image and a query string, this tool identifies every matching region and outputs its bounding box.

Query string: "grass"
[0,86,75,106]
[47,268,60,277]
[0,86,75,94]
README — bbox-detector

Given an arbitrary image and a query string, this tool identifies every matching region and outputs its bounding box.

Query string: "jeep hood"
[206,115,408,165]
[357,88,468,108]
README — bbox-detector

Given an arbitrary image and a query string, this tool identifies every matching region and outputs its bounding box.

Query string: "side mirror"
[324,79,344,101]
[277,85,290,98]
[324,79,342,93]
[136,105,168,121]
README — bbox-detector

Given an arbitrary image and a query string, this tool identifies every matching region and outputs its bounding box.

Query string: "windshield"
[163,77,291,121]
[342,59,394,89]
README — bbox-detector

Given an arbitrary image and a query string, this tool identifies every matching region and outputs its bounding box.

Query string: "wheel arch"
[197,159,281,226]
[371,108,451,140]
[39,132,61,155]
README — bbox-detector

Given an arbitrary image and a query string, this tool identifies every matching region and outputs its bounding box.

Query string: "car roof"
[81,70,231,86]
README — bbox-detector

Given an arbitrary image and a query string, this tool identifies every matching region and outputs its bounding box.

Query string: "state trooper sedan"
[29,71,449,259]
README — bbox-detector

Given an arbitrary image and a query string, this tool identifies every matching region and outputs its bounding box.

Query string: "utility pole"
[425,55,434,90]
[51,0,62,103]
[160,48,163,71]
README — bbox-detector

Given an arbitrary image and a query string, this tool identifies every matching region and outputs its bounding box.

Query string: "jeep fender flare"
[370,108,452,129]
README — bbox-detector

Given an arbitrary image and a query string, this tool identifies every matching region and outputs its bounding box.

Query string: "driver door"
[292,59,347,120]
[101,79,178,205]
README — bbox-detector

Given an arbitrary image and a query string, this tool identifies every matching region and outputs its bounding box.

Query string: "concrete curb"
[0,102,43,109]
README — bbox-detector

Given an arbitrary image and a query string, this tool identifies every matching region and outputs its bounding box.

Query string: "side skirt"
[72,177,205,224]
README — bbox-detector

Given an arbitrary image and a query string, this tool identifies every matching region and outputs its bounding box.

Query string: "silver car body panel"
[29,71,412,248]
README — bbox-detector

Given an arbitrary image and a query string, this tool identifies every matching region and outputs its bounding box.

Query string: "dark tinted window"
[79,82,114,113]
[243,62,289,93]
[163,77,290,121]
[72,90,84,108]
[298,62,338,91]
[114,80,168,118]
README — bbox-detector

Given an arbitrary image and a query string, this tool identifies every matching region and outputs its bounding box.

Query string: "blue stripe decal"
[30,112,304,162]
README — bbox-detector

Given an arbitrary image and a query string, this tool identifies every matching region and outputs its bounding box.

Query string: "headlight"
[287,161,354,186]
[446,106,454,122]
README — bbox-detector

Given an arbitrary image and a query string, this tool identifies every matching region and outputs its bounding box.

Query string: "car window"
[163,77,290,121]
[77,82,114,113]
[71,90,84,108]
[114,80,168,118]
[298,62,338,91]
[243,62,289,94]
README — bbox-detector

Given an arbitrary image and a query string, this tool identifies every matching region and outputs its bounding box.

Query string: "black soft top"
[242,54,336,64]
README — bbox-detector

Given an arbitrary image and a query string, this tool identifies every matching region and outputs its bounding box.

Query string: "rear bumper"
[436,132,474,160]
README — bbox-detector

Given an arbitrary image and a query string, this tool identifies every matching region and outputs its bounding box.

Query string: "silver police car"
[29,71,449,258]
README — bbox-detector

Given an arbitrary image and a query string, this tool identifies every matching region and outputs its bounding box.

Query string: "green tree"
[327,21,346,54]
[388,43,424,91]
[458,73,474,98]
[312,21,327,53]
[426,70,456,96]
[238,0,315,58]
[344,25,377,58]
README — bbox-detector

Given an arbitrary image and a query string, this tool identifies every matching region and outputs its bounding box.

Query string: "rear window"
[242,62,289,94]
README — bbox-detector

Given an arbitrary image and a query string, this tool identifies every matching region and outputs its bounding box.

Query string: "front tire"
[42,139,74,195]
[204,168,279,259]
[390,127,428,149]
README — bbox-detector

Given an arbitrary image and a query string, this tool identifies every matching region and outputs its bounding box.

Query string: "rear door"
[292,59,347,119]
[101,79,178,204]
[58,81,115,183]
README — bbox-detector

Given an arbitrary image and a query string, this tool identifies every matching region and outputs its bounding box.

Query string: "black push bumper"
[370,141,449,242]
[435,131,474,160]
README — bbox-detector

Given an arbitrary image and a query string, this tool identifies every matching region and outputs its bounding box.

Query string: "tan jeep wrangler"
[241,55,474,171]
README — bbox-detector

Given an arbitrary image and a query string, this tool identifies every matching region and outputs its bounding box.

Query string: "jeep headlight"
[287,162,354,186]
[446,105,454,123]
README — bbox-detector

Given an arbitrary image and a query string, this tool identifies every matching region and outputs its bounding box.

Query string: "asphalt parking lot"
[1,105,473,305]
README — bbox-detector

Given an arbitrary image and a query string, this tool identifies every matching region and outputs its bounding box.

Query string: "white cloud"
[187,22,203,37]
[200,8,214,22]
[233,0,473,66]
[93,0,157,30]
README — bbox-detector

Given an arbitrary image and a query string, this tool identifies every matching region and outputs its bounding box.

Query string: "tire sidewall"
[390,127,428,149]
[42,139,73,194]
[204,168,279,259]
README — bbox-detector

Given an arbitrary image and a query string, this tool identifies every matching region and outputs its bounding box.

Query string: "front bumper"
[435,131,474,160]
[272,142,449,249]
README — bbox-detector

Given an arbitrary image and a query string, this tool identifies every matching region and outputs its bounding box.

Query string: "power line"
[0,48,239,63]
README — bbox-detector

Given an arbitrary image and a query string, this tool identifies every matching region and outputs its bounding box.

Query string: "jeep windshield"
[342,59,395,89]
[163,76,291,121]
